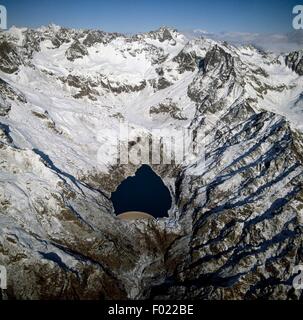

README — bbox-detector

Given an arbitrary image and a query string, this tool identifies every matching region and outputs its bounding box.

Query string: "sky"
[1,0,300,34]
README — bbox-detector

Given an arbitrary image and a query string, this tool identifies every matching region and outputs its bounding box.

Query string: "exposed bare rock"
[286,50,303,76]
[173,50,199,73]
[83,30,122,47]
[150,100,188,120]
[65,40,88,61]
[0,41,22,73]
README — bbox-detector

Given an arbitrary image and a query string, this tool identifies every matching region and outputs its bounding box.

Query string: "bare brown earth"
[117,211,155,221]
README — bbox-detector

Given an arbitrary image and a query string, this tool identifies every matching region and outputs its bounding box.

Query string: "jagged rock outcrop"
[0,78,27,116]
[286,50,303,76]
[0,97,10,117]
[150,99,187,120]
[22,29,43,58]
[83,30,122,47]
[144,27,177,44]
[173,50,199,73]
[149,112,303,300]
[0,41,22,73]
[201,45,236,77]
[65,39,88,61]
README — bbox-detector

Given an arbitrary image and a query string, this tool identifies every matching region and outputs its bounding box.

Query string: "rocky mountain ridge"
[0,25,302,299]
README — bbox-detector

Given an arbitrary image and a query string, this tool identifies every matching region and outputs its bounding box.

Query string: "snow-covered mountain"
[0,25,302,299]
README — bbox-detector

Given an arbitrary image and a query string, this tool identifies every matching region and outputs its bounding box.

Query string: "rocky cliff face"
[286,50,303,76]
[0,25,302,300]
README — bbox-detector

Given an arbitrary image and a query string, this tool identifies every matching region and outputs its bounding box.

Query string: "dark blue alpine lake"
[111,165,172,218]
